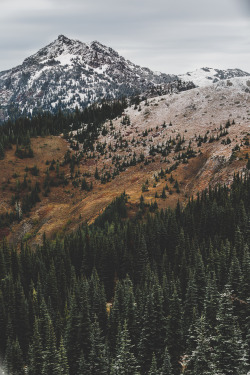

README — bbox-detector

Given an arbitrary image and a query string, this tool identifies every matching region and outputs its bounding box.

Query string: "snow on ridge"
[179,68,219,87]
[55,54,75,66]
[178,67,250,88]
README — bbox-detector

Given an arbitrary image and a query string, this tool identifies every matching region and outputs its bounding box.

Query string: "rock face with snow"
[178,67,250,87]
[0,35,249,122]
[0,35,177,121]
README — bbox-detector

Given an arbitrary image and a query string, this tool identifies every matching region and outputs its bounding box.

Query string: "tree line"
[0,98,128,160]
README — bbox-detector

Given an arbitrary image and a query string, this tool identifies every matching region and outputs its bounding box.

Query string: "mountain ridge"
[0,35,249,123]
[0,35,177,121]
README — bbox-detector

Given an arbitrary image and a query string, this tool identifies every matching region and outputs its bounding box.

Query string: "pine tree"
[185,315,216,375]
[214,287,248,375]
[5,337,24,375]
[88,318,108,375]
[111,321,140,375]
[228,252,242,296]
[28,319,44,375]
[136,233,149,282]
[58,337,69,375]
[203,272,219,331]
[65,295,81,375]
[138,280,165,373]
[78,279,92,356]
[148,353,159,375]
[166,286,183,375]
[160,346,173,375]
[42,318,61,375]
[14,279,30,356]
[88,269,108,334]
[193,251,206,312]
[183,273,198,337]
[77,352,89,375]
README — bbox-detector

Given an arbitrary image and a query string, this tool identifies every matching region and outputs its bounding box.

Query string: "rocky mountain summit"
[0,35,178,121]
[0,35,249,122]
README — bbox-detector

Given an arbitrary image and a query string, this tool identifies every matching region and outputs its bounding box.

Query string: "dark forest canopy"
[0,173,249,374]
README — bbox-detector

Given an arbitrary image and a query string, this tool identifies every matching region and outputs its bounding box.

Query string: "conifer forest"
[0,170,249,374]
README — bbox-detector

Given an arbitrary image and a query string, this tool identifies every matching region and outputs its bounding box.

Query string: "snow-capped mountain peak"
[178,67,250,87]
[0,35,178,121]
[22,35,87,66]
[0,35,249,122]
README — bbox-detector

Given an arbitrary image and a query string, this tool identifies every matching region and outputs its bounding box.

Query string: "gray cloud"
[0,0,249,74]
[236,0,250,16]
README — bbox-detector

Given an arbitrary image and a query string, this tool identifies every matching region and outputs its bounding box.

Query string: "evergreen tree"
[88,269,108,334]
[148,353,159,375]
[111,321,140,375]
[65,295,81,375]
[5,337,24,375]
[185,315,216,375]
[58,337,69,375]
[138,280,165,373]
[203,272,219,331]
[77,352,89,375]
[42,318,60,375]
[166,286,183,374]
[88,318,108,375]
[14,280,30,355]
[28,319,44,375]
[214,287,248,375]
[160,346,173,375]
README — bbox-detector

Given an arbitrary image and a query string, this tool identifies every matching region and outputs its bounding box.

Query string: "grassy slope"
[1,79,249,247]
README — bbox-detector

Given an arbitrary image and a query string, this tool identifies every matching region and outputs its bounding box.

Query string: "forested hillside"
[0,173,249,374]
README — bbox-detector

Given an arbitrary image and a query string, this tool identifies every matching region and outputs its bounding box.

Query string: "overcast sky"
[0,0,250,74]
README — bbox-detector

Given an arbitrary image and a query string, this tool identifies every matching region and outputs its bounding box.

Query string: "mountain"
[1,35,249,123]
[0,35,178,121]
[178,66,250,87]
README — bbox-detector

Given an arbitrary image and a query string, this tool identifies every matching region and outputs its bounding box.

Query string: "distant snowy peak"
[179,67,250,87]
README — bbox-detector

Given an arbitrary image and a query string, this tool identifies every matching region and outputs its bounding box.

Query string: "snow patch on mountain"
[179,67,250,87]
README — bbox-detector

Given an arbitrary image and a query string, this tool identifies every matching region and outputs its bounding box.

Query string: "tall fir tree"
[111,321,140,375]
[214,287,248,375]
[88,318,108,375]
[28,319,44,375]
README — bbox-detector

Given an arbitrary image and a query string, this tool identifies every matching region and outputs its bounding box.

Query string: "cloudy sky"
[0,0,250,74]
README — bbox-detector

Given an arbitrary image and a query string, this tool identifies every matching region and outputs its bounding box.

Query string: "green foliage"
[0,173,249,374]
[111,321,140,375]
